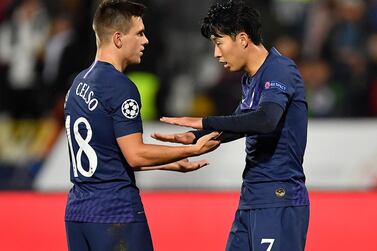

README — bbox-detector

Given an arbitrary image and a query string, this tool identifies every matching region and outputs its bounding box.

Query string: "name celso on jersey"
[75,82,99,111]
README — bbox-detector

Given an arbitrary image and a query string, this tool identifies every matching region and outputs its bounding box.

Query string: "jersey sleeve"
[109,76,143,138]
[259,61,295,110]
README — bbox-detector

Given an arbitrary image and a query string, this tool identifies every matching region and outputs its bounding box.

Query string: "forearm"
[134,162,180,171]
[126,143,197,168]
[191,130,243,143]
[202,102,283,134]
[191,130,212,143]
[190,104,244,143]
[218,132,245,143]
[117,132,218,169]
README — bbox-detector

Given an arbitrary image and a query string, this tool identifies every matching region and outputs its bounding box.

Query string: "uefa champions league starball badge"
[122,99,139,119]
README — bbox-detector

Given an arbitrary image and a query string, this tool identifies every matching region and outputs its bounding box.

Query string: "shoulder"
[260,53,299,84]
[258,52,299,95]
[264,54,296,73]
[72,70,87,84]
[111,73,140,99]
[96,66,139,96]
[103,72,141,111]
[86,62,136,90]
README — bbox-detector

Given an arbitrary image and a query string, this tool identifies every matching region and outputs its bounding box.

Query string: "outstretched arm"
[160,102,284,134]
[151,131,197,144]
[117,132,220,169]
[135,158,209,172]
[153,105,244,144]
[151,128,243,144]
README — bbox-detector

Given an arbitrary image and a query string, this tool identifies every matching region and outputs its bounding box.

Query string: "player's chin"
[224,63,235,72]
[132,57,142,65]
[227,65,242,72]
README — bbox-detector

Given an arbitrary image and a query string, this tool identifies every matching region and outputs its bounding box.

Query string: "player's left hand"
[160,117,203,129]
[173,158,209,172]
[151,131,195,144]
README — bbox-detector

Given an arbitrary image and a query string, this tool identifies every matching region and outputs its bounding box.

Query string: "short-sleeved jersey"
[237,48,309,209]
[64,61,146,223]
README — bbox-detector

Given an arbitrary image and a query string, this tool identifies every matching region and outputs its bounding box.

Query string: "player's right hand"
[172,158,209,172]
[194,131,220,155]
[151,132,195,145]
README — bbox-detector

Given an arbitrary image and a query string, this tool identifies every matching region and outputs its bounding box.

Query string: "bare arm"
[134,158,209,172]
[116,132,219,168]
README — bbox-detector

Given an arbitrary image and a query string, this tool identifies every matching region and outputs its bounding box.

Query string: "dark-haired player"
[63,1,220,250]
[153,1,310,250]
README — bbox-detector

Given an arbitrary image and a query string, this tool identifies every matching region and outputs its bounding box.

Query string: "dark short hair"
[201,0,263,44]
[93,0,146,45]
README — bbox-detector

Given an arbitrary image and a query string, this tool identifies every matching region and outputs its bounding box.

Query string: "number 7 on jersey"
[261,238,275,251]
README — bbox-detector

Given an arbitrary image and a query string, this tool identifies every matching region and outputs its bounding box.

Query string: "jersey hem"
[238,200,310,210]
[65,215,147,224]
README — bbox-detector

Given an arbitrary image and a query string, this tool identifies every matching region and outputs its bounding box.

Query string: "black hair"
[201,0,263,44]
[93,0,146,44]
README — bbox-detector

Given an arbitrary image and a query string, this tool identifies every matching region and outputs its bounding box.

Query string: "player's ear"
[238,32,249,49]
[113,32,123,48]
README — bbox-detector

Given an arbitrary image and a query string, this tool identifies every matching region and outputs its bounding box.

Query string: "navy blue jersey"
[238,48,309,209]
[64,61,146,223]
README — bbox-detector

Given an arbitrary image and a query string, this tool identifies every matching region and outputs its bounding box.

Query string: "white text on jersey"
[76,82,98,111]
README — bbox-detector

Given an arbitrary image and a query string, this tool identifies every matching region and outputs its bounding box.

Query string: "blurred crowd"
[273,0,377,117]
[0,0,377,188]
[1,0,377,121]
[0,0,97,120]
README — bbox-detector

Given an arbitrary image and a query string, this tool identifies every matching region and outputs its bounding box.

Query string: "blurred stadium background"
[1,0,377,250]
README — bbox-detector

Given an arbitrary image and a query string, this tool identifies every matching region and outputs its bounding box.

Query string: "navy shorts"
[65,221,153,251]
[226,206,309,251]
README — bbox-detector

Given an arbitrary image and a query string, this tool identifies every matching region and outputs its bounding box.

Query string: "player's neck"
[244,45,268,76]
[95,47,126,72]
